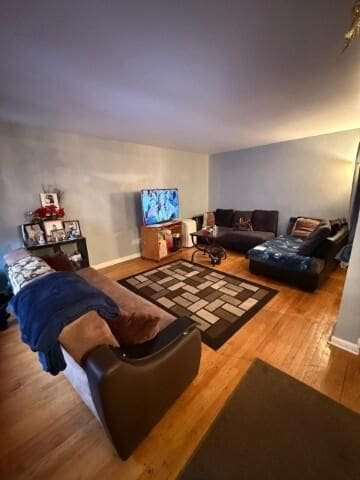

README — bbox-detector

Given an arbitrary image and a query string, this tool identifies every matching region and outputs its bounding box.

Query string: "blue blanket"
[248,235,312,272]
[8,272,119,375]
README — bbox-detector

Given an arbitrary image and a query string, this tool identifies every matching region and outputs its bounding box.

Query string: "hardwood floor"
[1,249,359,479]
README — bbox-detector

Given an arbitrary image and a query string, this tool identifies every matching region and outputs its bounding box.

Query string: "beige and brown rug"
[119,260,277,349]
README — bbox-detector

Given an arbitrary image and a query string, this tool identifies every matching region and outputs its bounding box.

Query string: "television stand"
[141,220,183,261]
[145,219,181,228]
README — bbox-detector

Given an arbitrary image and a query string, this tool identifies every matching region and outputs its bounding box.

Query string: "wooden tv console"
[141,220,183,261]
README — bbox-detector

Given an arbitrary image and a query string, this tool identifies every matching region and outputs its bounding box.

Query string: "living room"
[1,1,360,479]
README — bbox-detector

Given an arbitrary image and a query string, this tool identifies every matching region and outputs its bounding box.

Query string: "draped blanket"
[8,272,119,375]
[248,235,312,272]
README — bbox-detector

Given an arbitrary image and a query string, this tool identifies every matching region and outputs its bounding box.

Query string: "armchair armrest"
[84,318,201,459]
[115,316,195,360]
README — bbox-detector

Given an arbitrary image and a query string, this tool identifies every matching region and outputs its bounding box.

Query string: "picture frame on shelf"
[40,192,59,208]
[52,229,66,242]
[21,223,45,246]
[43,220,64,242]
[63,220,82,239]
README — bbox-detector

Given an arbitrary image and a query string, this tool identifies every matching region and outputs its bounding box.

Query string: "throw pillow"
[4,248,31,266]
[232,210,252,228]
[43,252,76,272]
[234,217,253,231]
[291,217,321,238]
[252,210,278,233]
[107,312,160,345]
[214,209,234,227]
[298,221,332,256]
[8,256,54,294]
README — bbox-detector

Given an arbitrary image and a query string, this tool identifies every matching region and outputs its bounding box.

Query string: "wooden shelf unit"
[141,220,183,261]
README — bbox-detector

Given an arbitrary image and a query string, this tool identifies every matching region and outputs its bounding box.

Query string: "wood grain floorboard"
[0,248,359,479]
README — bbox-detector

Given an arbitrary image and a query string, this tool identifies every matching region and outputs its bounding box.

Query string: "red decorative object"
[32,205,65,220]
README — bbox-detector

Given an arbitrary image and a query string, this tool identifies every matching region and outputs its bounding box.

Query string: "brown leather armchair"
[83,318,201,460]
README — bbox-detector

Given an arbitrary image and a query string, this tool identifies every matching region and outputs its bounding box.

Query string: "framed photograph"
[43,220,64,242]
[22,223,44,245]
[52,229,66,242]
[40,192,59,208]
[63,220,82,239]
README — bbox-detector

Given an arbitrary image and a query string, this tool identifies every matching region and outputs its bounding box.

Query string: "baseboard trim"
[329,335,360,355]
[92,253,141,270]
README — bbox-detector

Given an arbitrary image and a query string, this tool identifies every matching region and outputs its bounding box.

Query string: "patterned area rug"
[119,260,278,350]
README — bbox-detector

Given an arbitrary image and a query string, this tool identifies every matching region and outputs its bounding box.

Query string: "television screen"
[141,188,179,225]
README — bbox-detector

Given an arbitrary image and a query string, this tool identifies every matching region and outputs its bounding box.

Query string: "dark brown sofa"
[59,267,201,460]
[194,209,279,252]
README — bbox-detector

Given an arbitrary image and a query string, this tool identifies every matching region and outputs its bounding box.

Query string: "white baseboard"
[329,335,360,355]
[92,252,141,270]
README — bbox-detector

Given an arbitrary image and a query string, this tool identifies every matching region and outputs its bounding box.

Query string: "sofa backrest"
[214,209,279,234]
[287,217,348,237]
[214,209,234,227]
[312,224,348,259]
[251,210,279,235]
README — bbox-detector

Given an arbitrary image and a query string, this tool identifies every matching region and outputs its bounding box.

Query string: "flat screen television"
[141,188,179,225]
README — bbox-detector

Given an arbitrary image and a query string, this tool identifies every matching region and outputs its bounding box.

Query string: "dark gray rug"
[178,359,360,480]
[119,259,277,349]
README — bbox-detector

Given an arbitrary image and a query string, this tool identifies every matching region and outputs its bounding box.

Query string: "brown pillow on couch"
[298,220,332,256]
[108,312,160,345]
[291,217,321,238]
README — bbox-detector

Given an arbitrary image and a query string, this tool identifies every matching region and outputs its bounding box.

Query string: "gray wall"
[210,130,360,233]
[0,122,209,268]
[333,210,360,346]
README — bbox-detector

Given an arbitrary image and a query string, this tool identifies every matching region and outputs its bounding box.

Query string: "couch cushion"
[252,210,278,233]
[291,217,321,238]
[298,221,332,256]
[107,312,160,345]
[77,267,175,331]
[214,209,234,227]
[217,227,275,251]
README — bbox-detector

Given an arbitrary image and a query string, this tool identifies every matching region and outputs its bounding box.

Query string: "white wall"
[332,211,360,350]
[210,129,360,233]
[0,122,209,267]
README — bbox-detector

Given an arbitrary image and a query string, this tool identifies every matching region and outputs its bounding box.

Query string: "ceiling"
[1,0,359,154]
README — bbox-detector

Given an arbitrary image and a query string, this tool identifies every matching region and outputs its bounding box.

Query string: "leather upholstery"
[85,325,201,459]
[59,267,201,459]
[249,225,349,291]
